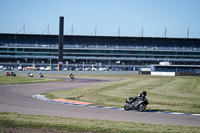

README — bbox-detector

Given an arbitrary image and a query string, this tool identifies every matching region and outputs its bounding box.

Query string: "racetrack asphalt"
[0,76,199,127]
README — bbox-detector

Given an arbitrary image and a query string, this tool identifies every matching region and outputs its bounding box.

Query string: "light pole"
[24,58,27,64]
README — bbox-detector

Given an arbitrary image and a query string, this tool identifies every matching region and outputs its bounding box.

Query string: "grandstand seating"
[2,42,200,52]
[1,33,200,67]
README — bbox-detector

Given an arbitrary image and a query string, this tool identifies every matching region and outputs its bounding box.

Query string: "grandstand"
[0,33,200,71]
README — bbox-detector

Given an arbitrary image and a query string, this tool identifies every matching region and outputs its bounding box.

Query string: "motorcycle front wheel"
[137,103,147,112]
[124,104,130,111]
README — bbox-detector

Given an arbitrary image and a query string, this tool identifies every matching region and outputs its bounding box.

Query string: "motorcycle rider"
[134,91,147,101]
[28,72,33,77]
[138,91,147,98]
[70,73,74,79]
[39,72,44,78]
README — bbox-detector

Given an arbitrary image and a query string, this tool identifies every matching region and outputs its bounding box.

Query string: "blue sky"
[0,0,200,38]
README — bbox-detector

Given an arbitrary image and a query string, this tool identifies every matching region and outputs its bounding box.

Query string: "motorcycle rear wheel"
[138,103,147,112]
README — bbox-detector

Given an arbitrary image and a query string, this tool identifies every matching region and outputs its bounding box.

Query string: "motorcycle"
[70,73,75,80]
[28,72,33,77]
[10,72,16,76]
[5,72,10,76]
[124,96,148,112]
[39,72,44,78]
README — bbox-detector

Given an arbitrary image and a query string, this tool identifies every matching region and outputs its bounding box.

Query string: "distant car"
[84,67,92,71]
[63,68,68,71]
[45,66,51,71]
[4,67,12,71]
[25,67,36,71]
[54,67,58,70]
[39,67,45,71]
[91,67,97,71]
[99,67,109,71]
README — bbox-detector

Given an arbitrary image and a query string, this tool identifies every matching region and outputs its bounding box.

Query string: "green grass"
[1,75,200,132]
[0,112,199,133]
[45,75,200,114]
[0,76,65,84]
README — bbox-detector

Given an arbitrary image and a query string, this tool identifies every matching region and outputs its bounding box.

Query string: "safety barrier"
[175,72,200,76]
[151,72,175,76]
[150,72,200,76]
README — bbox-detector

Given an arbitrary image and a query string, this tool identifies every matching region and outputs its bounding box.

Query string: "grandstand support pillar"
[58,16,64,70]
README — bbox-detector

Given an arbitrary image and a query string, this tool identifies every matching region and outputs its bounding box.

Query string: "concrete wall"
[151,72,175,76]
[175,72,200,76]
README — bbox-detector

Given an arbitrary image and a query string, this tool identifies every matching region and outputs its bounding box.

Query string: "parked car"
[45,66,51,71]
[39,67,45,71]
[91,67,97,71]
[63,68,68,71]
[84,67,92,71]
[99,67,109,71]
[25,67,36,71]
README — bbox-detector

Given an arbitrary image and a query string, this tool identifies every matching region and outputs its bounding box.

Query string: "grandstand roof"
[0,33,200,47]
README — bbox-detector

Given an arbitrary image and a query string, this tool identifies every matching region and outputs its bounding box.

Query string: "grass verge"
[45,75,200,114]
[0,112,199,133]
[0,76,65,84]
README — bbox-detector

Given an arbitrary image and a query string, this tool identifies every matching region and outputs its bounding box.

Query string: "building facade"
[0,33,200,70]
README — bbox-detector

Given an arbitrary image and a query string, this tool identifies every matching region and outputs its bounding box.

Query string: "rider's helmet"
[142,91,147,97]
